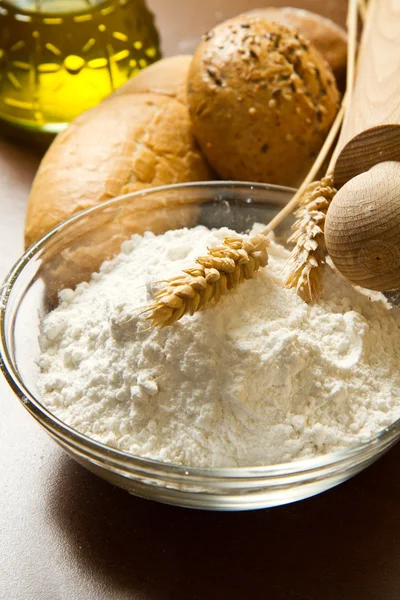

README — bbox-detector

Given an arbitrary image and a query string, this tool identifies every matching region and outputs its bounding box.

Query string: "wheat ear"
[148,234,269,327]
[147,98,345,328]
[145,97,346,328]
[146,0,360,327]
[284,175,336,301]
[283,0,360,301]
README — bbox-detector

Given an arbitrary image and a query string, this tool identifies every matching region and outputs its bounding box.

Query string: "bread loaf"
[187,16,340,187]
[113,53,189,102]
[25,56,213,249]
[244,7,347,90]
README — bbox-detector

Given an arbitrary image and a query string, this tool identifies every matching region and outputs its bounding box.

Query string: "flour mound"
[38,226,400,467]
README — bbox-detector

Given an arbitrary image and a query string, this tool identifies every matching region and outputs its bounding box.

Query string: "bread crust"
[244,7,347,89]
[113,54,191,103]
[25,57,212,249]
[187,15,340,187]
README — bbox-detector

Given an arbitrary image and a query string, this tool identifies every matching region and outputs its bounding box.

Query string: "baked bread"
[113,53,190,103]
[244,7,347,90]
[187,15,340,187]
[25,56,213,249]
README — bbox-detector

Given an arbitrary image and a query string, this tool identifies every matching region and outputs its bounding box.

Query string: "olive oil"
[0,0,161,133]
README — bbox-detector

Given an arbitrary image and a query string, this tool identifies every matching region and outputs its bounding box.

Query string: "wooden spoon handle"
[333,0,400,188]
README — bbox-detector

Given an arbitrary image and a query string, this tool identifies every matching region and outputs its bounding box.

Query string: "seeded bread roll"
[244,7,347,90]
[25,56,212,249]
[187,15,340,187]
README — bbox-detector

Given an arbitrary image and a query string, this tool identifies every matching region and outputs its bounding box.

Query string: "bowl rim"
[1,180,400,480]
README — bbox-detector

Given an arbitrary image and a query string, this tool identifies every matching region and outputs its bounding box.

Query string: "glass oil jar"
[0,0,161,134]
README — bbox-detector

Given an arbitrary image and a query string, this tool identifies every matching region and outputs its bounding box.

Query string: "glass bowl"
[1,182,400,511]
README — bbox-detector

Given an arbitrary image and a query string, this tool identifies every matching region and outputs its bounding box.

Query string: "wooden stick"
[333,0,400,188]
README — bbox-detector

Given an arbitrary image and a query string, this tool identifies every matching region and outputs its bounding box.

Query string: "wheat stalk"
[146,96,346,328]
[283,0,359,302]
[145,0,361,327]
[358,0,368,21]
[148,234,269,327]
[146,87,347,328]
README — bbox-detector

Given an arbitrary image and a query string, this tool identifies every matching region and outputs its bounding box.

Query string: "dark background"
[3,2,400,599]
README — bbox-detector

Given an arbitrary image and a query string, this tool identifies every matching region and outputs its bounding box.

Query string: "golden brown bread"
[244,7,347,90]
[113,54,190,102]
[25,56,213,249]
[187,15,340,187]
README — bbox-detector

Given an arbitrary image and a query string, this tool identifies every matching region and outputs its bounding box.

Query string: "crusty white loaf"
[25,56,213,249]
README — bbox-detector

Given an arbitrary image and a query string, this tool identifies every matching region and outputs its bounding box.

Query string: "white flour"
[37,226,400,467]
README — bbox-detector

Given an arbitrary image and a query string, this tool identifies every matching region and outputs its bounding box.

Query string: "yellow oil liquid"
[0,0,161,133]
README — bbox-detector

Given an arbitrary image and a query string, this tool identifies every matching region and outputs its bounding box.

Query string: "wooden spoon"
[325,0,400,292]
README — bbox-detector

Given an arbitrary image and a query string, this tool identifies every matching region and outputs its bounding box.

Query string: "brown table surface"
[2,2,400,599]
